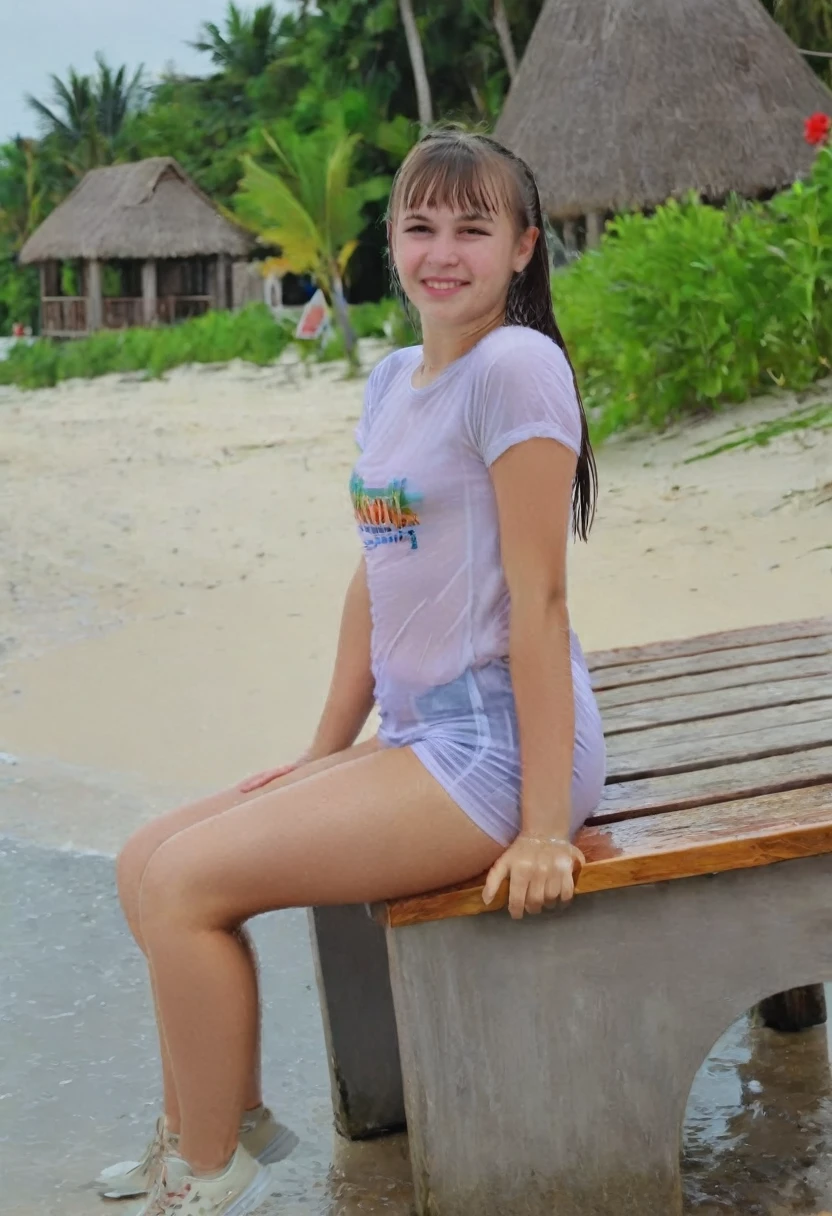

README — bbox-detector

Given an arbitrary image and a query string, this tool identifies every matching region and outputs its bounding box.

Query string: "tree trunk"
[330,272,359,371]
[398,0,434,129]
[493,0,519,80]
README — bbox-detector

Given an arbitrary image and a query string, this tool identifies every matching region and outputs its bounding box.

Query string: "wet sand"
[1,349,831,1212]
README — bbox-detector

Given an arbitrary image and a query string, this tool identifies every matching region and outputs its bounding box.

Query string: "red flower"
[805,112,831,147]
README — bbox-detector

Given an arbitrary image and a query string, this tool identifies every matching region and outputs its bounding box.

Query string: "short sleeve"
[467,330,583,467]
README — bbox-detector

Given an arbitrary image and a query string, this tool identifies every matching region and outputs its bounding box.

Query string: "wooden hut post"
[216,253,229,310]
[86,259,103,332]
[38,264,46,333]
[562,221,577,257]
[142,259,157,326]
[585,212,604,249]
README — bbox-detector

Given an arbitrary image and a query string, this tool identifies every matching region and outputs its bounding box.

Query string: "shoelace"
[138,1118,169,1174]
[145,1161,192,1216]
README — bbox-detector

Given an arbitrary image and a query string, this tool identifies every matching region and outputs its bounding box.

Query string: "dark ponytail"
[388,128,598,541]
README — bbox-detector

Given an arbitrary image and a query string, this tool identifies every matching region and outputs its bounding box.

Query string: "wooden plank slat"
[596,655,831,710]
[591,636,832,692]
[605,699,832,766]
[587,616,832,672]
[601,675,832,733]
[606,712,832,781]
[375,784,832,928]
[594,745,832,822]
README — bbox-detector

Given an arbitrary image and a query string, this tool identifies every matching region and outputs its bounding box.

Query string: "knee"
[116,827,156,932]
[137,839,212,942]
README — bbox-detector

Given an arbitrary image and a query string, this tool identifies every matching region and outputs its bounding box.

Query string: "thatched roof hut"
[495,0,832,229]
[20,157,251,264]
[19,158,254,336]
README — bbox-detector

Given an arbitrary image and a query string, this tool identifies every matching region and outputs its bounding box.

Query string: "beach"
[1,349,830,854]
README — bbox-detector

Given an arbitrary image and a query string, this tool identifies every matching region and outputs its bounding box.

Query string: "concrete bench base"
[383,854,832,1216]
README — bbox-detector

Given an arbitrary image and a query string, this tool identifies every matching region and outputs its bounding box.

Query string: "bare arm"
[482,436,584,918]
[309,557,376,760]
[491,437,577,837]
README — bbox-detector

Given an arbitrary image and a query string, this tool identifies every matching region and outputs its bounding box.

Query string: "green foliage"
[60,261,80,297]
[26,53,145,178]
[0,304,293,389]
[347,297,419,345]
[761,0,832,86]
[235,119,391,278]
[190,3,283,79]
[235,118,391,365]
[0,259,39,334]
[556,148,832,436]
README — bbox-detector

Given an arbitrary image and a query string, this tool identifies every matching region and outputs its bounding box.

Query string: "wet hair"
[387,127,597,542]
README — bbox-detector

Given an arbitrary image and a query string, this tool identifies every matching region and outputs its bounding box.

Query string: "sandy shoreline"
[1,349,830,849]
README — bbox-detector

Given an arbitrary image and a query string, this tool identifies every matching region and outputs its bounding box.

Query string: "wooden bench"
[309,616,832,1216]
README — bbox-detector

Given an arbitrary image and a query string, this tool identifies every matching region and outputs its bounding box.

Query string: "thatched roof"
[20,158,253,263]
[495,0,832,221]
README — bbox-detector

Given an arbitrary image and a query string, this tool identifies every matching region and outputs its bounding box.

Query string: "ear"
[513,225,540,275]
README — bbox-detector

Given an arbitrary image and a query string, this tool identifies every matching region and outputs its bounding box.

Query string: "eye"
[461,227,489,236]
[404,224,431,233]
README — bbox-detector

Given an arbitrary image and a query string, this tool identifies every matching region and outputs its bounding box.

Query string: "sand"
[1,346,830,852]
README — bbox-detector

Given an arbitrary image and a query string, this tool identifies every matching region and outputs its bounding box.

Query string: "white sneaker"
[130,1145,272,1216]
[97,1107,297,1199]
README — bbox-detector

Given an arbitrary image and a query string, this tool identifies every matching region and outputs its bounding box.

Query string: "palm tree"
[191,2,281,79]
[0,139,46,253]
[234,121,391,366]
[398,0,434,129]
[493,0,519,80]
[25,54,143,174]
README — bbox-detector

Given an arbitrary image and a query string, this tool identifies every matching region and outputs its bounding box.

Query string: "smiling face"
[388,149,539,337]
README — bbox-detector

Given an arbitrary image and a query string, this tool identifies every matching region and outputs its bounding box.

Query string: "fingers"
[508,864,530,920]
[525,872,548,916]
[239,765,293,793]
[483,842,582,918]
[482,856,509,905]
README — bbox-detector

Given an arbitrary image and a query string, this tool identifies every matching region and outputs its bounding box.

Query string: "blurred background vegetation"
[3,0,832,441]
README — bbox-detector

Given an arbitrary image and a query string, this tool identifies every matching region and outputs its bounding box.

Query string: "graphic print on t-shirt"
[350,473,423,551]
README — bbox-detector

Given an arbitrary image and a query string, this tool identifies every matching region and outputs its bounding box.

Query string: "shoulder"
[464,326,583,462]
[475,325,573,384]
[366,345,421,402]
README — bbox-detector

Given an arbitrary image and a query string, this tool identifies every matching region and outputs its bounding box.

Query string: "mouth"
[421,278,468,296]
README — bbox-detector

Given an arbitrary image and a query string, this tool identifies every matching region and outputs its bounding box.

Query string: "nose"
[425,232,461,268]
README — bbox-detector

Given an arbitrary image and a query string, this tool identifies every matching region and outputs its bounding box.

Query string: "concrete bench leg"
[385,854,832,1216]
[308,906,405,1139]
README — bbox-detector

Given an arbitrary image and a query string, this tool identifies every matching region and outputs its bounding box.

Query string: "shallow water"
[682,992,832,1215]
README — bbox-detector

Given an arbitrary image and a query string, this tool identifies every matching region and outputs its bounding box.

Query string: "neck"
[419,308,505,376]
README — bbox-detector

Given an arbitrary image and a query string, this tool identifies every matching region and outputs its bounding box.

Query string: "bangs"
[391,138,515,220]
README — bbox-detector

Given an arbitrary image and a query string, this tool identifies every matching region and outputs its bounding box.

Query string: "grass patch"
[684,400,832,463]
[0,305,296,391]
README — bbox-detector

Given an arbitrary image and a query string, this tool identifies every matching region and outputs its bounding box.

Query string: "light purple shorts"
[377,659,606,847]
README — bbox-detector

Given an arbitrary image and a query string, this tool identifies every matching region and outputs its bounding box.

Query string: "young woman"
[97,128,606,1216]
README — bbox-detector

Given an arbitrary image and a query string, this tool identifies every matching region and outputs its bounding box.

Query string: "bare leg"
[137,745,503,1173]
[115,739,380,1131]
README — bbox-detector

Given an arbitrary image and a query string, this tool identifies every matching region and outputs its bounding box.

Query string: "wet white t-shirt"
[352,324,584,724]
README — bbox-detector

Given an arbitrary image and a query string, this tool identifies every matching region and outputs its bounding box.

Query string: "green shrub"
[0,304,295,390]
[556,147,832,436]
